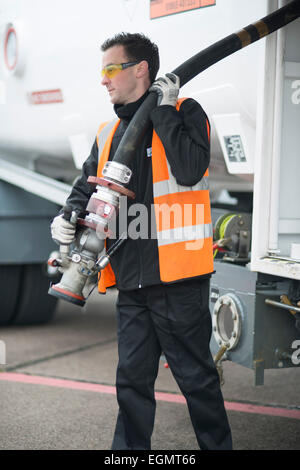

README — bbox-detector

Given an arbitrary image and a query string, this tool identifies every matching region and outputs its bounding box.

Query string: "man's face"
[101,45,141,105]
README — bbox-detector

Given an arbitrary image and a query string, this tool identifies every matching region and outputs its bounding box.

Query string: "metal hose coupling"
[48,161,135,306]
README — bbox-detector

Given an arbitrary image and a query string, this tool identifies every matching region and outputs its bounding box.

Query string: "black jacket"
[65,92,211,291]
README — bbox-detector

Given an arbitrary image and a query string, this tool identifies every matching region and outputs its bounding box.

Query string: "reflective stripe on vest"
[96,118,120,176]
[96,98,213,291]
[157,223,213,247]
[154,172,209,198]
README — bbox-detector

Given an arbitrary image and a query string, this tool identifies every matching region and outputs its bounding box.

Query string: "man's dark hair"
[101,32,159,83]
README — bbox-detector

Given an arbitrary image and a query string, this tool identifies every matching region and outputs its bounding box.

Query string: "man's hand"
[51,214,76,245]
[150,73,180,107]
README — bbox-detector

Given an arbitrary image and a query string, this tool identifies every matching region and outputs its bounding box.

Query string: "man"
[51,33,232,450]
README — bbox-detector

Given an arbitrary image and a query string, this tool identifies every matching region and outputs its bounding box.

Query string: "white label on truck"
[224,135,247,163]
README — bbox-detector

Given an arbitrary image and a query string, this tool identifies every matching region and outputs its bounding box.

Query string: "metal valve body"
[48,161,135,306]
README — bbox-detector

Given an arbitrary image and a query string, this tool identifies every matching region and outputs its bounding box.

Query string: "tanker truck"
[0,0,299,384]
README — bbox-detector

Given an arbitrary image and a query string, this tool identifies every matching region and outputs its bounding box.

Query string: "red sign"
[28,89,63,105]
[150,0,215,19]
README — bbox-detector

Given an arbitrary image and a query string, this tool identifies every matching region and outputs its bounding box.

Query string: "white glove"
[149,73,180,107]
[51,214,76,245]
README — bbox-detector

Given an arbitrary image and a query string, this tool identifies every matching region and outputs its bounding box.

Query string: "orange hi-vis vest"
[96,98,214,293]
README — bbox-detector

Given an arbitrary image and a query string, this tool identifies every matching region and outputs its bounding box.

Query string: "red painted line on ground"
[0,372,116,396]
[224,400,300,420]
[1,372,300,420]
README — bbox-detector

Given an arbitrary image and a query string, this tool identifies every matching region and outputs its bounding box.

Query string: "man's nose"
[101,73,110,86]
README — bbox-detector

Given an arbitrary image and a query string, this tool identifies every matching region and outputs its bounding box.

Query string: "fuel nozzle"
[48,164,135,306]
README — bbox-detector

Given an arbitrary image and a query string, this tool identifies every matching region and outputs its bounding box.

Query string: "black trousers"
[111,278,232,450]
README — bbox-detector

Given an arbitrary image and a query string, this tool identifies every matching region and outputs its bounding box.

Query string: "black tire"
[0,265,22,325]
[0,264,58,326]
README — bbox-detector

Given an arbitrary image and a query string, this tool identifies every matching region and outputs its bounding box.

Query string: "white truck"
[0,0,299,383]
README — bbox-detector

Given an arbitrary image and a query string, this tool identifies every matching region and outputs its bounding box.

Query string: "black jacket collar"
[114,91,149,122]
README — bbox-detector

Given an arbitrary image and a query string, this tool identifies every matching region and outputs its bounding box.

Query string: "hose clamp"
[102,161,132,185]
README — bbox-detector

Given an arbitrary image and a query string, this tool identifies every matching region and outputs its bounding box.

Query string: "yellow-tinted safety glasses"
[101,61,140,79]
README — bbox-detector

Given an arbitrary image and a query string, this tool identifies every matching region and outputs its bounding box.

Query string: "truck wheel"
[12,264,58,325]
[0,266,22,325]
[0,264,58,325]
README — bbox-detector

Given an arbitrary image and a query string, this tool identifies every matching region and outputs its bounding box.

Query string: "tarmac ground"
[0,288,299,452]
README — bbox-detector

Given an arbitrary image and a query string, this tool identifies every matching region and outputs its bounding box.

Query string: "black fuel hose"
[112,0,300,167]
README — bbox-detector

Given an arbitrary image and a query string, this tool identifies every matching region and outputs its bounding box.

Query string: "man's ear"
[136,60,149,79]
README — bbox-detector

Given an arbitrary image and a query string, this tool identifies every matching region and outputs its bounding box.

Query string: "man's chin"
[111,97,124,105]
[110,96,119,105]
[108,91,124,105]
